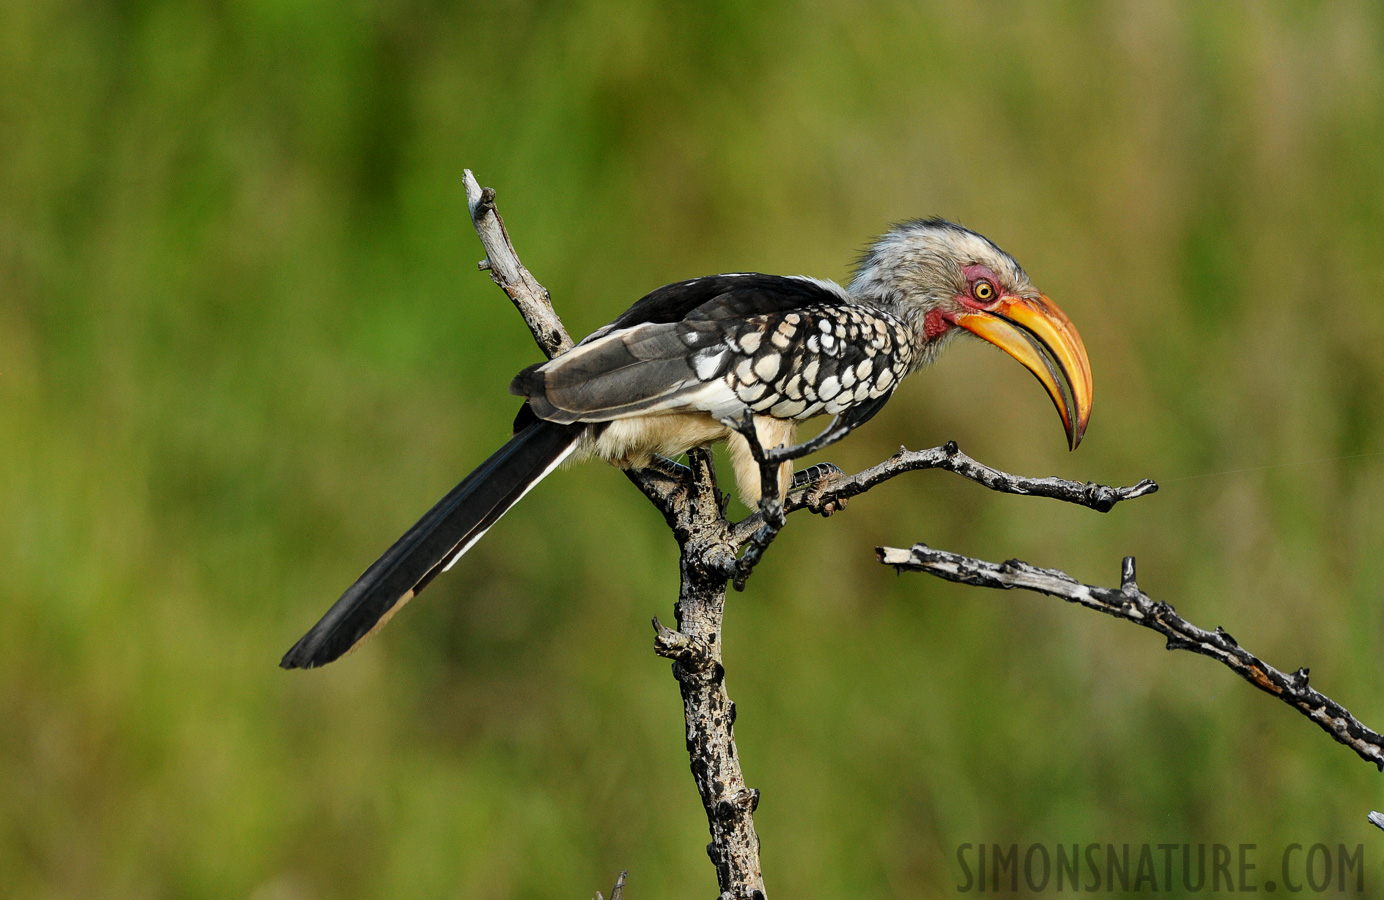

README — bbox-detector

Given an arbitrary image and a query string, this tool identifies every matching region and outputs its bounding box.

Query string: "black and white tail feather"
[279,419,583,669]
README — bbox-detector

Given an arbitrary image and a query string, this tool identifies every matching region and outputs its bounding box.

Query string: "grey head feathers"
[848,219,1035,336]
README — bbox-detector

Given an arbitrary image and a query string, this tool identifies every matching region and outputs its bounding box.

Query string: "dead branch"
[732,440,1156,546]
[593,870,627,900]
[464,169,573,359]
[466,174,763,898]
[878,546,1384,771]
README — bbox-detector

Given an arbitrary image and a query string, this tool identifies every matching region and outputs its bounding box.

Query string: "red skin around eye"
[958,264,1002,309]
[928,264,1003,340]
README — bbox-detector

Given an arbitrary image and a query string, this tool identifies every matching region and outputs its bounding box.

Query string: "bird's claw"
[790,462,847,516]
[790,462,843,489]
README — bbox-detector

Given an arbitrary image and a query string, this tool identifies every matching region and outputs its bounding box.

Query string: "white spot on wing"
[771,398,808,418]
[676,381,744,419]
[693,348,729,380]
[754,354,781,381]
[740,382,768,402]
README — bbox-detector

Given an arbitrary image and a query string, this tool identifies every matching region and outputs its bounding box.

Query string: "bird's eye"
[973,279,996,302]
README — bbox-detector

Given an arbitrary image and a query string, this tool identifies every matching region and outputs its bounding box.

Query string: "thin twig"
[733,439,1156,546]
[807,439,1156,512]
[593,870,627,900]
[878,545,1384,771]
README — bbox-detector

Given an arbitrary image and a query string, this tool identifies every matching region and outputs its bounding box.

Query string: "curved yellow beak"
[953,293,1093,449]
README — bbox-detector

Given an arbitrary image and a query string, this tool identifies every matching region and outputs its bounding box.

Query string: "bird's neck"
[848,285,948,371]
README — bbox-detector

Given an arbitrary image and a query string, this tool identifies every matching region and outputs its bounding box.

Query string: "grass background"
[4,1,1384,896]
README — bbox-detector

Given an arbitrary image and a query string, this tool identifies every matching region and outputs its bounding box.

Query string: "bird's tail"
[280,419,584,669]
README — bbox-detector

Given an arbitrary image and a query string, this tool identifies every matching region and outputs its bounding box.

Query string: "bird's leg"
[761,414,860,464]
[789,462,848,516]
[726,413,787,590]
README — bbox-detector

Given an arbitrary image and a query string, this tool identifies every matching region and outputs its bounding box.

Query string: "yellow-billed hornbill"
[282,219,1093,669]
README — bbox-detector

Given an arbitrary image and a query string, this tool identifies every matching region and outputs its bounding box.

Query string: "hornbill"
[281,219,1093,669]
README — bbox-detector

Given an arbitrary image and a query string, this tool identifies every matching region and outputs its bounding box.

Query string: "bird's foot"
[790,462,847,516]
[790,462,842,490]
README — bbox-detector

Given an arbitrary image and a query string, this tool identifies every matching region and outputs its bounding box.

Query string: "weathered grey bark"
[650,449,764,898]
[464,170,573,359]
[879,547,1384,771]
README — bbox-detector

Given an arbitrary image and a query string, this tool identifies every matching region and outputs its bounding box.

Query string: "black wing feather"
[605,274,849,331]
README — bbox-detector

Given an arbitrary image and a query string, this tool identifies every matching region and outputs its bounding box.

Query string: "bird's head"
[849,219,1093,449]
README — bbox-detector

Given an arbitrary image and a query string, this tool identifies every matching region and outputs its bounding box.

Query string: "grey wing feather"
[512,321,733,423]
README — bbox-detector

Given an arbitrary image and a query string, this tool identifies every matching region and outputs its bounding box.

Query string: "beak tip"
[1067,415,1089,451]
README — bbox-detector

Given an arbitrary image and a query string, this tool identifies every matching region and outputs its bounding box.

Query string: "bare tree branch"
[466,173,764,899]
[733,440,1155,552]
[464,169,573,359]
[878,545,1384,771]
[593,870,627,900]
[654,451,766,898]
[811,440,1157,511]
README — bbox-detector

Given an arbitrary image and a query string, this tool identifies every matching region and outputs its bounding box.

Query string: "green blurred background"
[4,1,1384,896]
